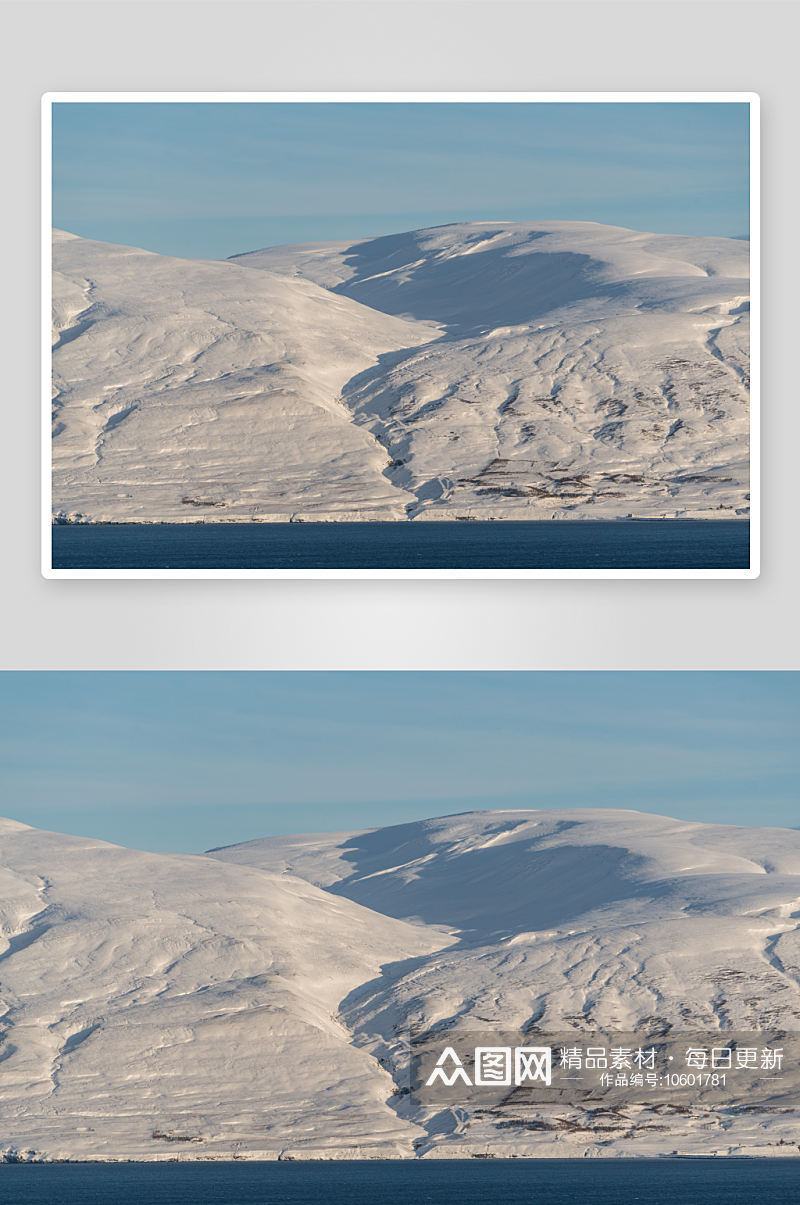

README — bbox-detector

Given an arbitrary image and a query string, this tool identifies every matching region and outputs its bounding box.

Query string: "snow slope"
[0,817,451,1161]
[4,809,793,1162]
[210,810,800,1158]
[51,231,438,524]
[52,223,750,523]
[233,223,751,520]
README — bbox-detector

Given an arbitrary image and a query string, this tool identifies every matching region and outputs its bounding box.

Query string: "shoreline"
[3,1151,797,1164]
[51,516,750,527]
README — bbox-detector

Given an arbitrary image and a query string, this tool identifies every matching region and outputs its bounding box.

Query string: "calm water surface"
[51,521,750,570]
[1,1156,800,1205]
[1,1159,798,1205]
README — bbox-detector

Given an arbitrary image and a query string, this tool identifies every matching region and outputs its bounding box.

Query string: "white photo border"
[42,91,760,581]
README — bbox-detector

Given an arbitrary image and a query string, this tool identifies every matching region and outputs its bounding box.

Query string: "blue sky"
[0,672,794,854]
[51,101,751,260]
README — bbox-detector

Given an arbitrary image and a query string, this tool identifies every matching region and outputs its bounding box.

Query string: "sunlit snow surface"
[0,816,449,1162]
[2,810,797,1161]
[52,223,750,524]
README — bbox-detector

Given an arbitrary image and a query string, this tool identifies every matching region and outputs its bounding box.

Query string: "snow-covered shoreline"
[50,513,749,525]
[3,1150,798,1163]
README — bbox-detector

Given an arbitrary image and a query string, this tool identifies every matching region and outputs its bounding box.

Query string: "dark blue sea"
[1,1158,797,1205]
[51,521,750,570]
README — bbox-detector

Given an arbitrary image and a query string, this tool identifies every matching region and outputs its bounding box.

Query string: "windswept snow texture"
[51,231,438,524]
[0,817,450,1162]
[233,223,751,521]
[4,809,796,1162]
[210,810,800,1159]
[52,223,750,523]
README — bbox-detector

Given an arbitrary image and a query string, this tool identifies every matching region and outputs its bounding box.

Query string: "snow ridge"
[52,223,750,524]
[2,809,797,1161]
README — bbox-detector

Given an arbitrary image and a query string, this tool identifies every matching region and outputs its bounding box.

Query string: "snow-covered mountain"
[52,222,750,524]
[207,810,800,1158]
[51,231,438,525]
[0,815,451,1162]
[2,810,796,1161]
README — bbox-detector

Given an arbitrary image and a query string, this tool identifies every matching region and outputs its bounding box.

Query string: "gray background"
[4,1,795,670]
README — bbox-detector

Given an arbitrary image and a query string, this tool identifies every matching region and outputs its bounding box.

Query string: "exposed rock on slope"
[210,810,800,1158]
[234,223,751,521]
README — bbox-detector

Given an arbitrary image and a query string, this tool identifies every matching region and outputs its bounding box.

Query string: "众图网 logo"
[425,1046,551,1087]
[413,1031,798,1108]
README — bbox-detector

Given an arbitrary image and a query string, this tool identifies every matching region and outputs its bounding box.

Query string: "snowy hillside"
[51,232,438,524]
[0,816,451,1162]
[3,809,796,1162]
[52,222,750,523]
[210,810,800,1159]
